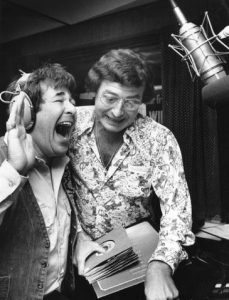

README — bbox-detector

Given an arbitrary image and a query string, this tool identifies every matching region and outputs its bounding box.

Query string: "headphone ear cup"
[23,95,35,131]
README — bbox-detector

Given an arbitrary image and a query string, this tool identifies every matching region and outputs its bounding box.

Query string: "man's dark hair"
[85,49,155,103]
[6,63,76,112]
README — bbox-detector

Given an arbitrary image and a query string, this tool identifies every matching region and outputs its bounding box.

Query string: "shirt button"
[37,283,43,289]
[45,241,50,248]
[41,261,47,268]
[8,180,15,187]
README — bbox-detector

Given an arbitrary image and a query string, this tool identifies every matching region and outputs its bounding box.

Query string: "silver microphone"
[168,0,229,85]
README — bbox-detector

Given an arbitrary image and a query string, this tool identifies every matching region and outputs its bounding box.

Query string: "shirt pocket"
[128,165,153,174]
[0,275,10,300]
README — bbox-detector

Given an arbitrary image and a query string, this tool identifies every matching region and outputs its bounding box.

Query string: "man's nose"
[65,100,76,114]
[111,99,125,117]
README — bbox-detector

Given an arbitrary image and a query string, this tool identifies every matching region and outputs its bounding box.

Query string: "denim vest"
[0,138,77,300]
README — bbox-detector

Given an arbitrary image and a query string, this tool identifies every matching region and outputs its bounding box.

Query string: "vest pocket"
[0,276,10,300]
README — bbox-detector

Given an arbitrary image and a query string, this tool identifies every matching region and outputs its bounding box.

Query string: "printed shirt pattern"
[69,106,195,272]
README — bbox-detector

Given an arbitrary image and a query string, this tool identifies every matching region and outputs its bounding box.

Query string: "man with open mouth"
[0,63,79,300]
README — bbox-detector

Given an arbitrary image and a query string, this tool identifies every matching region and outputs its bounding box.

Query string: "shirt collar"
[34,155,69,169]
[4,132,8,144]
[75,106,96,137]
[123,113,145,145]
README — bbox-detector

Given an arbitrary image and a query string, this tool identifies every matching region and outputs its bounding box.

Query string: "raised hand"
[6,92,35,175]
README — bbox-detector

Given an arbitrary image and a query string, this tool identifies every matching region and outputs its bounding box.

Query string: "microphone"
[202,76,229,107]
[168,0,229,107]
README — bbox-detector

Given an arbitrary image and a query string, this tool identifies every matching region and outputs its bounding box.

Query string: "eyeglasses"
[100,93,142,111]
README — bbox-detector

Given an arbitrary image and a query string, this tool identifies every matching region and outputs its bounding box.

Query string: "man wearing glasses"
[69,49,195,300]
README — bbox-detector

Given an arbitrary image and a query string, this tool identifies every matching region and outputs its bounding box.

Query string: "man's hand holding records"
[73,222,161,298]
[74,231,105,275]
[81,227,139,284]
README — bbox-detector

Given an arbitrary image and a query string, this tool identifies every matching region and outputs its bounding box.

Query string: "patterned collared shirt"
[69,106,195,272]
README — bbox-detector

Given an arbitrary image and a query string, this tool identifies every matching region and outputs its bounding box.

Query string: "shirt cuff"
[148,239,188,273]
[0,160,28,202]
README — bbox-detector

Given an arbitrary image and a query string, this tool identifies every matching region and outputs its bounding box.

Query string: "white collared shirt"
[29,156,71,294]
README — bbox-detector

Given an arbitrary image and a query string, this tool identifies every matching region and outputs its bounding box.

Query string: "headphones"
[0,72,36,132]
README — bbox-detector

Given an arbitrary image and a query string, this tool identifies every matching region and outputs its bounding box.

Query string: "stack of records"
[90,222,159,298]
[84,226,139,284]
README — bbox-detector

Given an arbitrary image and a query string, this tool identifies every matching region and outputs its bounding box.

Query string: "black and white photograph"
[1,0,229,299]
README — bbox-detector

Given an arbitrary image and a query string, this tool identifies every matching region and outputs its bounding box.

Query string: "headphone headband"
[0,70,35,131]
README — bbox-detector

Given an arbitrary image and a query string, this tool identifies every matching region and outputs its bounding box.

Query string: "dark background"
[1,0,229,227]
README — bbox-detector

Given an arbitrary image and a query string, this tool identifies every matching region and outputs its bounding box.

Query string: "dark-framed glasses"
[100,93,142,111]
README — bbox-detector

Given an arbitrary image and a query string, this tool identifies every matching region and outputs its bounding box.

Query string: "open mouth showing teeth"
[55,122,73,137]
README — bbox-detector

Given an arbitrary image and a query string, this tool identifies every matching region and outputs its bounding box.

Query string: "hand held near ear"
[6,92,35,175]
